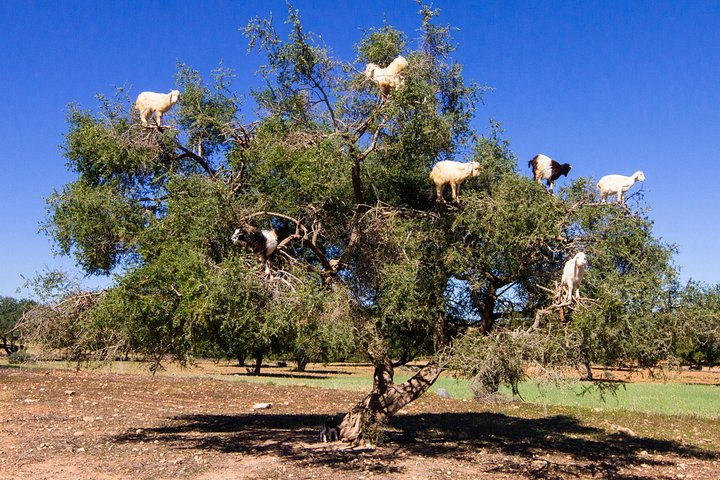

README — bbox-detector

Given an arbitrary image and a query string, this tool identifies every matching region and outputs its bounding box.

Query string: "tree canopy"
[29,5,712,441]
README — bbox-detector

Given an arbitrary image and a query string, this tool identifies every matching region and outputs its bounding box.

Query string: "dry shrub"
[447,329,553,399]
[17,290,126,363]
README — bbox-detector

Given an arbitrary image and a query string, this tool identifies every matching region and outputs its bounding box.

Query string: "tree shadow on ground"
[218,365,354,376]
[113,411,718,478]
[220,372,335,380]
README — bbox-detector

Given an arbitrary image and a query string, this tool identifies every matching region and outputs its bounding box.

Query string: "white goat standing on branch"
[135,90,180,127]
[561,252,588,303]
[597,171,646,204]
[364,55,408,97]
[429,160,481,203]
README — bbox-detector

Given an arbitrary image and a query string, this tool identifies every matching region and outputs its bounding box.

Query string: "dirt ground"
[1,364,718,479]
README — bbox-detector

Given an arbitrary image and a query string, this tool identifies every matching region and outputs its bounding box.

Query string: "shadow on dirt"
[221,372,337,380]
[113,411,718,477]
[218,365,355,376]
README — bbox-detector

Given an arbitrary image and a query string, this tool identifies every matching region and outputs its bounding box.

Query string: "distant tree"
[34,4,682,441]
[671,282,720,369]
[0,297,36,354]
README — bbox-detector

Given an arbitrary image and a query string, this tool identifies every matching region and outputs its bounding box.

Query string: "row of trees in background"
[7,5,719,440]
[6,279,720,372]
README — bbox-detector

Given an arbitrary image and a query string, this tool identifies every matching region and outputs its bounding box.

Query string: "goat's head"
[231,225,254,245]
[169,90,180,103]
[574,252,587,267]
[634,171,646,182]
[230,228,242,244]
[469,161,482,177]
[560,163,572,177]
[364,63,379,79]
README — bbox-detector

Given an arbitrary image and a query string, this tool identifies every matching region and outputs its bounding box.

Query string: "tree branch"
[353,98,386,139]
[173,141,216,177]
[308,76,340,133]
[358,127,382,163]
[240,211,337,274]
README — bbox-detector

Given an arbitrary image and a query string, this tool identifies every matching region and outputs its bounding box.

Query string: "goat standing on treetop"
[429,160,481,204]
[597,171,646,204]
[528,154,572,194]
[364,55,408,97]
[135,90,180,128]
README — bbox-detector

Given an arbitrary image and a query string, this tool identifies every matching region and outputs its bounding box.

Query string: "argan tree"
[37,5,681,442]
[0,296,36,355]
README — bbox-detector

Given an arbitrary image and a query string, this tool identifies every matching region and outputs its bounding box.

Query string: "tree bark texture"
[250,353,263,375]
[339,358,444,442]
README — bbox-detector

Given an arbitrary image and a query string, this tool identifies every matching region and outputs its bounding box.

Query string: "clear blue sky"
[1,0,719,298]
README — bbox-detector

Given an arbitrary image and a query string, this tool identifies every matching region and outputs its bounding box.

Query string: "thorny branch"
[527,283,597,333]
[240,211,338,276]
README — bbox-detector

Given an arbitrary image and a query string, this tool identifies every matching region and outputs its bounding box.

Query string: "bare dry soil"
[1,365,718,479]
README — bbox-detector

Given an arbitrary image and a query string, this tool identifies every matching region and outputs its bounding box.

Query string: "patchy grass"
[510,381,720,418]
[5,358,719,418]
[2,366,719,480]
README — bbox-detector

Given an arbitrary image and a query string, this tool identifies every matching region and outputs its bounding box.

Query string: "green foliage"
[18,271,121,362]
[672,282,720,367]
[7,349,33,364]
[0,296,36,349]
[35,4,685,405]
[63,101,163,187]
[448,329,544,397]
[175,63,242,159]
[45,180,145,274]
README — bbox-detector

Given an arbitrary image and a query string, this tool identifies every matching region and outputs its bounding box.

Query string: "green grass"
[206,370,720,419]
[4,358,719,418]
[212,371,720,419]
[507,381,720,418]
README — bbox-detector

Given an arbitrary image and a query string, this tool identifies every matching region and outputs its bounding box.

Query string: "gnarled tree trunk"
[249,352,263,375]
[339,357,443,442]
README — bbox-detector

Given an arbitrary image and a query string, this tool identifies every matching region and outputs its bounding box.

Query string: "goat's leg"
[435,184,445,203]
[155,111,163,127]
[451,182,460,202]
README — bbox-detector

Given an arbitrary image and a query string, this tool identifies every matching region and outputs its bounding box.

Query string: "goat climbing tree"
[37,4,681,442]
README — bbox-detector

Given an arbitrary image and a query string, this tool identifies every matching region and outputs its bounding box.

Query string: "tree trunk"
[295,356,308,372]
[237,354,246,367]
[2,337,21,355]
[480,283,497,334]
[250,353,263,375]
[433,314,447,349]
[339,357,443,442]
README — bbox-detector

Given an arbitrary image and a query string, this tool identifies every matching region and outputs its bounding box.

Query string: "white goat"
[231,226,278,274]
[597,171,646,204]
[528,154,572,194]
[135,90,180,127]
[364,55,408,96]
[429,160,481,203]
[561,252,588,303]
